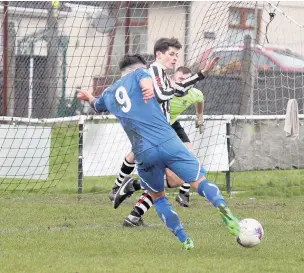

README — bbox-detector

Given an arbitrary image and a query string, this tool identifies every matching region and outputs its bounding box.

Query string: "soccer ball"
[236,218,264,248]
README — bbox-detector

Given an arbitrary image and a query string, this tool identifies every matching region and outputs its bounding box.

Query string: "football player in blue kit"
[77,54,240,250]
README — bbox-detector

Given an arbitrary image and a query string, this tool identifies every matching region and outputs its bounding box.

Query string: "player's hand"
[76,89,94,101]
[141,87,155,103]
[195,113,204,134]
[201,56,220,76]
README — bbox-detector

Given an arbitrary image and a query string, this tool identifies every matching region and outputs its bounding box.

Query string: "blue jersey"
[93,68,177,156]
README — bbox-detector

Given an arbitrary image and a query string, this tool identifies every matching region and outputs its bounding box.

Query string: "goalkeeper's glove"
[195,113,204,134]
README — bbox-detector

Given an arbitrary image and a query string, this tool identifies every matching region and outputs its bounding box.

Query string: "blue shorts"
[135,136,207,193]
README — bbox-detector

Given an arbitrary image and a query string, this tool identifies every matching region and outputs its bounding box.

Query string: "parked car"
[199,45,304,75]
[264,45,304,61]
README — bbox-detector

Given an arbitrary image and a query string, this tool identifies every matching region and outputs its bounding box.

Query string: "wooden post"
[239,35,252,115]
[45,1,60,118]
[2,1,8,116]
[7,21,16,116]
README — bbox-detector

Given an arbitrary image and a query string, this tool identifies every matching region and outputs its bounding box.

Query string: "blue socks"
[154,196,189,243]
[153,180,225,243]
[197,179,227,208]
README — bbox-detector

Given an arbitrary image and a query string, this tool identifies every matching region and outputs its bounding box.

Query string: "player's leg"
[171,121,192,207]
[108,151,136,201]
[190,177,239,235]
[113,175,142,209]
[114,146,194,249]
[136,150,193,249]
[163,138,240,236]
[122,190,153,227]
[149,190,194,250]
[177,142,193,200]
[122,171,183,227]
[121,122,193,223]
[112,146,188,209]
[114,122,191,209]
[116,156,199,226]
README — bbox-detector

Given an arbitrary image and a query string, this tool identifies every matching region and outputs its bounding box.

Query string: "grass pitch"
[1,125,304,272]
[1,191,303,273]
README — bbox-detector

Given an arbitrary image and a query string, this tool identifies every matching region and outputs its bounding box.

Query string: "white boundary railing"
[2,114,304,124]
[1,114,303,193]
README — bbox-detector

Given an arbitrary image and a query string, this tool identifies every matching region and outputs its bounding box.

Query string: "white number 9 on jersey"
[115,86,131,113]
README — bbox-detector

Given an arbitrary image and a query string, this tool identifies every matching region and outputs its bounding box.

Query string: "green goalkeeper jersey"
[170,87,204,125]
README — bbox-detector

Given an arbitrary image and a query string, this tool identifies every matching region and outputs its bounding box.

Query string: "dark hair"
[176,66,191,74]
[153,38,182,57]
[119,54,147,71]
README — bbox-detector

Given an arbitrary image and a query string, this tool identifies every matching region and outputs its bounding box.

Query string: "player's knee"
[165,169,184,188]
[190,176,206,191]
[126,151,135,163]
[149,191,166,201]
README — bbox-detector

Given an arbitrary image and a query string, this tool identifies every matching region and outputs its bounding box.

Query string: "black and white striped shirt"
[148,62,205,122]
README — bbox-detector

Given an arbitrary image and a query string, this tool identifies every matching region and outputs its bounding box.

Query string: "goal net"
[0,1,303,197]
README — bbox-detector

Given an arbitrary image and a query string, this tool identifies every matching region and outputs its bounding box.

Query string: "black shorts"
[171,120,190,143]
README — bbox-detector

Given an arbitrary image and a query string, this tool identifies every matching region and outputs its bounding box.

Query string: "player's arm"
[150,64,175,102]
[150,63,200,100]
[196,101,204,116]
[194,89,205,134]
[171,73,204,96]
[91,96,108,112]
[192,87,204,118]
[184,87,205,133]
[140,78,154,102]
[135,68,155,103]
[172,56,220,97]
[77,89,108,112]
[195,101,204,131]
[150,63,198,100]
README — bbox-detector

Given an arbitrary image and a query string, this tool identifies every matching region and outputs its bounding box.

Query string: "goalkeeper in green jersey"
[120,66,205,227]
[169,66,205,207]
